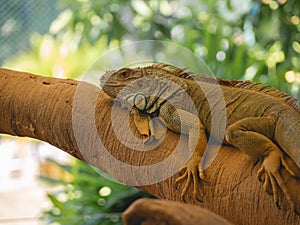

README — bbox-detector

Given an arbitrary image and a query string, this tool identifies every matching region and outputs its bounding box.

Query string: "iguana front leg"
[226,116,297,210]
[158,104,208,202]
[175,119,208,202]
[131,93,208,202]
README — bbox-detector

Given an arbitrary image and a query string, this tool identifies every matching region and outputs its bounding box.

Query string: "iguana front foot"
[257,149,296,210]
[175,158,207,202]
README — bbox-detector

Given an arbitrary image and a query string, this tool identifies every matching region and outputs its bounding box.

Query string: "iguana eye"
[119,69,130,77]
[134,93,147,111]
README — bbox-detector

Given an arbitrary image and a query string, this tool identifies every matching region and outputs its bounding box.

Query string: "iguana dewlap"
[100,63,300,213]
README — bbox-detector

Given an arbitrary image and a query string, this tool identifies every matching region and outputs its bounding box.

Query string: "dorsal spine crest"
[143,64,300,112]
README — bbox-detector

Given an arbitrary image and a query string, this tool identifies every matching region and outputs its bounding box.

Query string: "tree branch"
[123,199,233,225]
[0,68,299,225]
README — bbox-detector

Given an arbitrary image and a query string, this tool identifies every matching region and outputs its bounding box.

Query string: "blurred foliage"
[4,0,300,98]
[0,0,60,64]
[2,0,300,224]
[40,159,153,225]
[46,0,300,96]
[4,33,109,78]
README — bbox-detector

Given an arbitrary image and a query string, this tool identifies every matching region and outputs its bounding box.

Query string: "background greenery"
[40,159,152,225]
[2,0,300,224]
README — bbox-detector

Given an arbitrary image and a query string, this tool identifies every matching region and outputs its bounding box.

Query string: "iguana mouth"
[101,82,125,87]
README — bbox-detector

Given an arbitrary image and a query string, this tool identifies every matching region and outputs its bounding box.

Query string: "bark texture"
[0,68,300,225]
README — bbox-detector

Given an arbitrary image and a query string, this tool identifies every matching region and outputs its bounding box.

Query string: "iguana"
[100,63,300,212]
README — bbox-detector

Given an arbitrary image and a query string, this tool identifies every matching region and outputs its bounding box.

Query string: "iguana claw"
[175,160,207,202]
[257,149,296,211]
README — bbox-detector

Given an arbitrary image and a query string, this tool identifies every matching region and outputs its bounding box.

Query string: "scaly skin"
[100,64,300,213]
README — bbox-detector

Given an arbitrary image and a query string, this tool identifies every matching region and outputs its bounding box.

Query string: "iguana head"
[100,67,144,98]
[99,64,181,98]
[100,64,189,111]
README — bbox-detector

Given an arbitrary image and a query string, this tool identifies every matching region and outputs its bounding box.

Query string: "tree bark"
[0,68,299,225]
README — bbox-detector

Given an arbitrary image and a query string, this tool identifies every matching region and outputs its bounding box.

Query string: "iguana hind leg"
[256,149,295,209]
[226,116,297,211]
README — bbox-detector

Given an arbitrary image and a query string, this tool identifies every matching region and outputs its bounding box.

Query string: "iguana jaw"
[100,69,138,98]
[100,78,138,104]
[100,81,127,98]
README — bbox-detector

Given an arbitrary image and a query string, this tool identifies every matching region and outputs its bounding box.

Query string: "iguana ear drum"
[134,93,147,111]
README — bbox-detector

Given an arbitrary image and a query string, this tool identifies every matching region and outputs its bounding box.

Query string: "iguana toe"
[257,149,296,212]
[175,167,191,202]
[281,154,300,177]
[175,162,204,203]
[258,166,273,195]
[199,170,209,183]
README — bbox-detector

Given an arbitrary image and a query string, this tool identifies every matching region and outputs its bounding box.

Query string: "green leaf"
[47,194,65,211]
